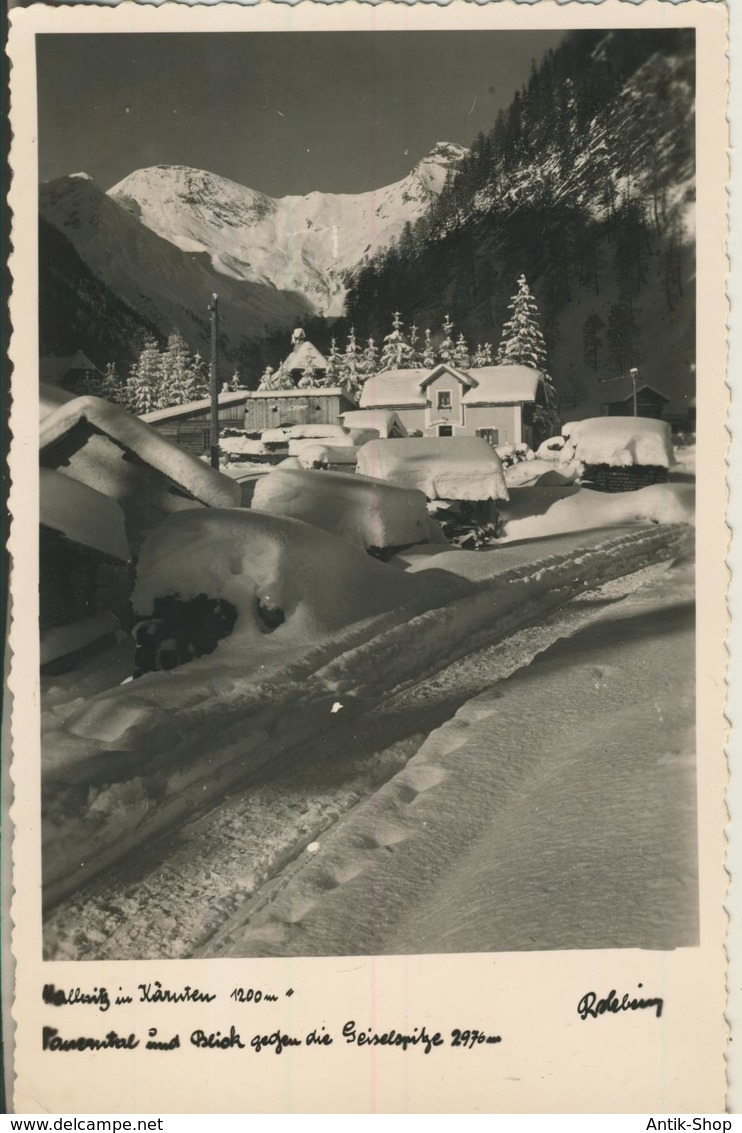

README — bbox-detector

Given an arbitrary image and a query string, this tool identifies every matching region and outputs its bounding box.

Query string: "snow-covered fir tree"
[341,327,365,398]
[159,332,193,406]
[421,328,437,370]
[452,333,471,371]
[362,336,379,379]
[472,342,494,367]
[497,274,559,433]
[379,312,415,371]
[324,337,345,386]
[128,338,163,415]
[408,324,425,369]
[185,352,209,402]
[496,274,548,370]
[100,361,126,405]
[438,315,456,365]
[258,364,294,391]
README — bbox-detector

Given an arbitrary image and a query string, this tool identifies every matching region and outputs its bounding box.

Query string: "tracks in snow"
[43,543,690,960]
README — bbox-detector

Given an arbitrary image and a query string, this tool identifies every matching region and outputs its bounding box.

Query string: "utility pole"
[629,367,639,417]
[209,293,219,469]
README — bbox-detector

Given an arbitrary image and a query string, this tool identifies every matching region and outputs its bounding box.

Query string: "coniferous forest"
[344,28,695,413]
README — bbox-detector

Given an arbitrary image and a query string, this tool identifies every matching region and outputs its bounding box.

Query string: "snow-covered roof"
[40,381,76,419]
[41,467,130,562]
[338,410,408,438]
[248,387,349,400]
[282,340,328,374]
[39,352,100,386]
[462,365,543,405]
[562,416,674,469]
[40,395,240,508]
[141,390,251,424]
[359,364,543,409]
[357,437,509,502]
[598,379,671,405]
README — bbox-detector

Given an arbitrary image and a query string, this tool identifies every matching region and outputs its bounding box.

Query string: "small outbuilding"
[357,436,508,505]
[600,380,670,420]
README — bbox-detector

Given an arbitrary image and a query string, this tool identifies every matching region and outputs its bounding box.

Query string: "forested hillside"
[345,29,695,414]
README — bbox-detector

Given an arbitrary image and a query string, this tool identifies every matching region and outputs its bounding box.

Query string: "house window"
[202,428,212,452]
[475,428,499,446]
[438,424,453,437]
[437,390,452,410]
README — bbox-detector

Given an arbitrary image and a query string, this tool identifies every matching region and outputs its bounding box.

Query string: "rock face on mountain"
[107,142,466,317]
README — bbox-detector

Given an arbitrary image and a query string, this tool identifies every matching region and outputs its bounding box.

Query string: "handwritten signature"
[577,984,663,1020]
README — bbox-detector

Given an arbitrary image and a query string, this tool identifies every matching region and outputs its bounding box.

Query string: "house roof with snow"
[40,352,101,386]
[40,395,240,508]
[357,436,509,502]
[359,364,544,409]
[141,390,252,424]
[599,379,671,405]
[281,340,328,376]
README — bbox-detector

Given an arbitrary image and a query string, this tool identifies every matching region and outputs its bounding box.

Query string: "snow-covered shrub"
[132,594,238,677]
[496,443,535,468]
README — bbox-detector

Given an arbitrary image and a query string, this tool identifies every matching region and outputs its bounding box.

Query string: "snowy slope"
[108,143,466,316]
[39,174,316,352]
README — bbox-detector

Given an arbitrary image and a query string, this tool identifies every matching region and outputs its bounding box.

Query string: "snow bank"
[672,444,696,477]
[504,459,580,489]
[252,466,445,551]
[41,468,130,562]
[288,424,352,441]
[500,483,694,542]
[357,438,509,502]
[132,509,448,654]
[292,443,361,468]
[220,436,268,457]
[40,395,240,509]
[563,416,674,469]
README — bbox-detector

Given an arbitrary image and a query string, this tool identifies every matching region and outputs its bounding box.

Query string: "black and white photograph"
[34,20,703,963]
[5,0,732,1114]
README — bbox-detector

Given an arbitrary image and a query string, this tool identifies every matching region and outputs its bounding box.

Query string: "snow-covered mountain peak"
[411,142,467,193]
[106,144,464,315]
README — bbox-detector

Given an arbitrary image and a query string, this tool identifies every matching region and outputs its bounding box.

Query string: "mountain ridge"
[106,142,466,316]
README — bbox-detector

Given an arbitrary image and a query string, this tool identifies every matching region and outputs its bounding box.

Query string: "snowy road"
[43,549,696,960]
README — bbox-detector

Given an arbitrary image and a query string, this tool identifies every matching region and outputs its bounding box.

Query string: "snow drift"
[499,483,695,542]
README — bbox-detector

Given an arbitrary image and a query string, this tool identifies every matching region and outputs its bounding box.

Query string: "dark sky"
[37,31,565,196]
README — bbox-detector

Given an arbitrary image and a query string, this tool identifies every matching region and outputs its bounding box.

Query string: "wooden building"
[600,381,670,420]
[142,388,357,455]
[40,468,131,671]
[41,395,239,555]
